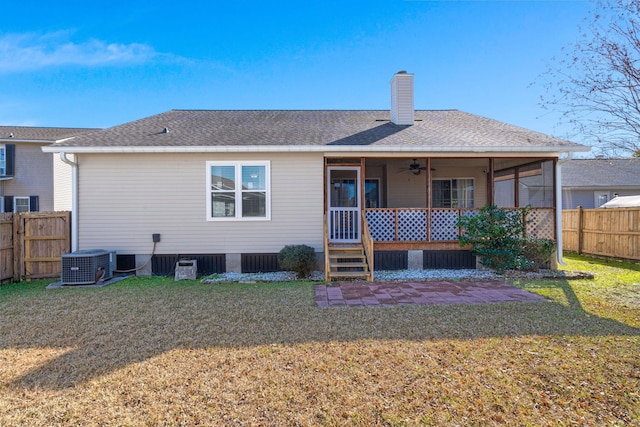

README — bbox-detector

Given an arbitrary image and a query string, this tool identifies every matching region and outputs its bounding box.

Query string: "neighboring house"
[561,158,640,209]
[0,126,98,213]
[43,72,589,278]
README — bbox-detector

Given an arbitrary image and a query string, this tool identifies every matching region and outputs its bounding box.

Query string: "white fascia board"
[42,144,592,155]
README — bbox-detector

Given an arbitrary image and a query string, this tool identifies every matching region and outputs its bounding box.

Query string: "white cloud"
[0,31,160,73]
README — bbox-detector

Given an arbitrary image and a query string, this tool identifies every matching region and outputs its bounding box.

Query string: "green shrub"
[522,238,555,270]
[457,205,556,273]
[278,244,317,278]
[457,205,529,273]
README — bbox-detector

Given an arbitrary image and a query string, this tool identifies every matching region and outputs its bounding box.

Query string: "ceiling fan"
[398,159,430,175]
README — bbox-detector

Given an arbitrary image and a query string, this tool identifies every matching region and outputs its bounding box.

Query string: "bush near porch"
[458,205,556,273]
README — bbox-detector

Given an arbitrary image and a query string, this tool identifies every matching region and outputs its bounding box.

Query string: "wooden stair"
[327,244,371,281]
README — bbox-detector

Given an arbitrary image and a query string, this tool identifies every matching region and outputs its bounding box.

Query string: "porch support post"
[555,157,566,266]
[408,250,423,269]
[360,157,366,241]
[426,157,432,242]
[487,158,494,206]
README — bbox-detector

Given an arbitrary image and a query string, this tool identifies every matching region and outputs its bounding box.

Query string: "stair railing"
[323,213,330,281]
[361,211,374,281]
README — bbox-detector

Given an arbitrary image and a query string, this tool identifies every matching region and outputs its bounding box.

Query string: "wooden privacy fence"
[0,211,71,283]
[562,207,640,261]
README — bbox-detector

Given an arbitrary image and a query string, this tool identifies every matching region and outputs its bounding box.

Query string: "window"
[14,196,30,213]
[0,144,14,176]
[206,161,270,220]
[432,179,474,208]
[365,179,380,208]
[0,145,5,175]
[594,191,610,207]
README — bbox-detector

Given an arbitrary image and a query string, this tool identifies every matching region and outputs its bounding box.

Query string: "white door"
[327,167,361,243]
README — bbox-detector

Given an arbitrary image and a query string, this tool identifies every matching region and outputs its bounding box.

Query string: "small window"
[432,179,474,208]
[0,145,5,175]
[14,196,30,213]
[594,191,610,207]
[206,161,270,220]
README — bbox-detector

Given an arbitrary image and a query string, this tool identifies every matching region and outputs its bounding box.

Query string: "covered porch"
[324,156,557,281]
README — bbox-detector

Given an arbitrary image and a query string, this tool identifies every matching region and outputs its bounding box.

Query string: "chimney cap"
[396,70,408,74]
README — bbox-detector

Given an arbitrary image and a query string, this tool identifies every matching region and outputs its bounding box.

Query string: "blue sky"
[0,0,592,142]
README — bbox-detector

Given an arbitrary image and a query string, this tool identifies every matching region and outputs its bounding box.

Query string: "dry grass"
[0,254,638,426]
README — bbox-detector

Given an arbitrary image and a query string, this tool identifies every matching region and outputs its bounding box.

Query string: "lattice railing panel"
[365,210,396,241]
[430,209,460,241]
[398,210,427,241]
[526,208,555,239]
[363,208,555,243]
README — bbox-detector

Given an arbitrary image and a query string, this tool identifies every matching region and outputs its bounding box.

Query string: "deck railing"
[364,207,555,242]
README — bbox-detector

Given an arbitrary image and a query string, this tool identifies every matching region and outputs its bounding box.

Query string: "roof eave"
[42,144,592,155]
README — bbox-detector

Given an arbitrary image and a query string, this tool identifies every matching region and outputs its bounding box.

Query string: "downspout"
[555,152,573,266]
[60,153,78,252]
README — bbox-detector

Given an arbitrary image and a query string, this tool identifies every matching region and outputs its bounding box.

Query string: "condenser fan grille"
[61,249,115,285]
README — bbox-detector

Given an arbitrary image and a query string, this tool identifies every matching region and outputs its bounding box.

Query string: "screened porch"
[326,156,557,249]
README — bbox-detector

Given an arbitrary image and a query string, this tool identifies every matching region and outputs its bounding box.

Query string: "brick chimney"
[390,71,414,125]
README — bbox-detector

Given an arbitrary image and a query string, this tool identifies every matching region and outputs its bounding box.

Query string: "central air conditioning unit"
[61,249,116,285]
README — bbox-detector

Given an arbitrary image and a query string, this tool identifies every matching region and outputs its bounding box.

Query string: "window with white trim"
[432,178,475,208]
[14,196,30,213]
[206,161,270,220]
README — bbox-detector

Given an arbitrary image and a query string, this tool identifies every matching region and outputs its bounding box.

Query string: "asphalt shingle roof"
[47,110,588,152]
[562,158,640,188]
[0,126,98,142]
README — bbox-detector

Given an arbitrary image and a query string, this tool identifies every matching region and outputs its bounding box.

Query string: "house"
[562,158,640,209]
[42,72,589,279]
[1,126,98,213]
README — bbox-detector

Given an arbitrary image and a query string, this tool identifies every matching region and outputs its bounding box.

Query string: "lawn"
[0,254,638,426]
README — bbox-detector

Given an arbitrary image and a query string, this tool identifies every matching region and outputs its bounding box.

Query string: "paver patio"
[315,280,547,307]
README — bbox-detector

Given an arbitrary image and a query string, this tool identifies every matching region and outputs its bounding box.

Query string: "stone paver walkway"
[315,280,547,307]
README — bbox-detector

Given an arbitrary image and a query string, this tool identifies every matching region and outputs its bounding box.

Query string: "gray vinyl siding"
[2,143,54,211]
[562,190,596,209]
[562,188,640,209]
[77,152,324,254]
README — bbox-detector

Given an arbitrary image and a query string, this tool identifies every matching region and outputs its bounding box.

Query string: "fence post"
[577,206,583,255]
[13,213,21,282]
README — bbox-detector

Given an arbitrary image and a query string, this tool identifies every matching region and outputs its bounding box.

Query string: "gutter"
[555,152,573,267]
[59,153,78,252]
[41,144,592,154]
